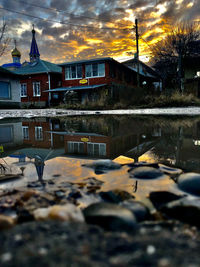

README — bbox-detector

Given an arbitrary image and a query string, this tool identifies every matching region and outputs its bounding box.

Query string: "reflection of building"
[64,133,110,157]
[0,121,23,149]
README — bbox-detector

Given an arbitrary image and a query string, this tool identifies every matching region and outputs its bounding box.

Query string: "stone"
[160,197,200,226]
[121,200,150,222]
[159,164,182,176]
[83,202,137,231]
[84,177,104,186]
[0,214,15,230]
[149,191,184,210]
[128,162,159,169]
[82,159,121,174]
[129,166,165,179]
[33,204,84,222]
[177,173,200,196]
[100,190,134,204]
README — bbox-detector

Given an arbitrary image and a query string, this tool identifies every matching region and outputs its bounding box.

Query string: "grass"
[57,92,200,110]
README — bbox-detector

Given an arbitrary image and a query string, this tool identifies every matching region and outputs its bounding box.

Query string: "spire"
[29,24,40,62]
[11,39,21,64]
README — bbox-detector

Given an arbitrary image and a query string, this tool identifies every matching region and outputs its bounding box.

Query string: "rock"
[121,200,150,222]
[33,204,84,222]
[84,177,104,186]
[100,190,134,204]
[177,173,200,196]
[128,162,159,169]
[82,159,121,174]
[129,166,165,179]
[149,191,184,210]
[0,215,15,230]
[159,164,182,176]
[160,197,200,226]
[83,202,137,231]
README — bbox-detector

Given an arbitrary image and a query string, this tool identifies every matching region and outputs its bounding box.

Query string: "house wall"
[20,73,62,107]
[61,60,137,88]
[0,75,21,108]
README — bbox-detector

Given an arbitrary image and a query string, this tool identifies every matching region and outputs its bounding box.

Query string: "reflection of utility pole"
[175,126,183,165]
[135,19,140,88]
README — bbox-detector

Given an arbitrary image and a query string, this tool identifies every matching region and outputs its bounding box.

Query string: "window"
[0,81,10,99]
[65,65,82,80]
[22,126,29,140]
[35,126,43,141]
[67,141,84,154]
[0,126,13,143]
[21,83,27,97]
[85,63,105,78]
[33,82,41,96]
[197,71,200,77]
[87,143,106,156]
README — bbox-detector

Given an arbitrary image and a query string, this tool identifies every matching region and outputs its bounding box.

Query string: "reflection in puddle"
[0,115,200,199]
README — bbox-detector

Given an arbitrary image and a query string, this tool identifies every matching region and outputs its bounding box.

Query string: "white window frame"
[35,126,43,141]
[21,83,27,97]
[33,82,41,97]
[67,141,84,153]
[87,142,106,156]
[85,63,105,78]
[65,65,82,80]
[22,126,29,140]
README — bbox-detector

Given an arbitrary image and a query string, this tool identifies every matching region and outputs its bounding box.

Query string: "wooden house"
[46,57,144,105]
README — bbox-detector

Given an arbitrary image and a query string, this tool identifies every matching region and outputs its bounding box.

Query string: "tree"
[151,23,200,90]
[0,20,9,58]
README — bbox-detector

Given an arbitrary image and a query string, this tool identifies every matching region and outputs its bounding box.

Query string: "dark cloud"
[0,0,199,64]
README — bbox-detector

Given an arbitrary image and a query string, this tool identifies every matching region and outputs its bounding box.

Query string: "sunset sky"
[0,0,199,65]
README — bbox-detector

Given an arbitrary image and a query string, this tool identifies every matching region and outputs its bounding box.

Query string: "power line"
[0,6,131,31]
[7,0,129,28]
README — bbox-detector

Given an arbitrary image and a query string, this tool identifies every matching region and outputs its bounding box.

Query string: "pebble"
[177,173,200,196]
[129,166,165,179]
[83,202,137,232]
[1,252,12,262]
[146,245,156,255]
[33,204,85,222]
[0,215,15,229]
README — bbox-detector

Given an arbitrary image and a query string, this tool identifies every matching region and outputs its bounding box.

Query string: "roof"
[44,84,106,92]
[2,62,22,69]
[122,58,159,79]
[59,57,114,66]
[0,66,19,77]
[29,29,40,59]
[13,59,62,75]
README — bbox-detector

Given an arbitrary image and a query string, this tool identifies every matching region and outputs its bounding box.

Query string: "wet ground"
[0,112,200,266]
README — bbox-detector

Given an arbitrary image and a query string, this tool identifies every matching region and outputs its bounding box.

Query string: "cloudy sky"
[0,0,199,65]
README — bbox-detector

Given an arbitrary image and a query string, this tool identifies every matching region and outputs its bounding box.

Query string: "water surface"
[1,115,200,200]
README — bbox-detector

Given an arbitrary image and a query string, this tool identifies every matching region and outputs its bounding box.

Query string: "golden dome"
[12,47,21,57]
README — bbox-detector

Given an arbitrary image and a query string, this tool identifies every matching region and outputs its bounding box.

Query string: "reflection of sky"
[0,156,181,202]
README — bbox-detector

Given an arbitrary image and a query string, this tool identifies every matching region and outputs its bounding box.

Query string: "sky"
[0,0,199,65]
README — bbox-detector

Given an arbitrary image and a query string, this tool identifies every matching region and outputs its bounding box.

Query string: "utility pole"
[178,40,184,94]
[135,19,140,88]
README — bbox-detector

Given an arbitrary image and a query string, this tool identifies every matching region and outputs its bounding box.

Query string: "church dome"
[12,47,21,57]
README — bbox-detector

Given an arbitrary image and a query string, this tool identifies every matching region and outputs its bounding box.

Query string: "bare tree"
[151,22,200,90]
[0,20,10,58]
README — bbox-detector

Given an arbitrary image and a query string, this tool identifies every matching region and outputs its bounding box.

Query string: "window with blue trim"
[0,81,11,99]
